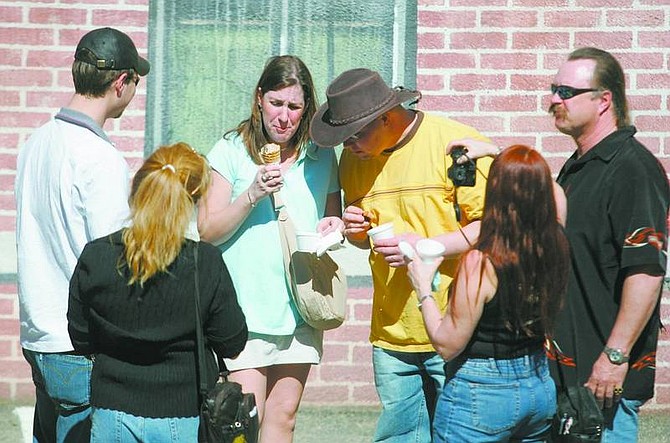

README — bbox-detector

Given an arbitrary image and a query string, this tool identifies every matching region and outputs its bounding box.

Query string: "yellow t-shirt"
[340,112,493,352]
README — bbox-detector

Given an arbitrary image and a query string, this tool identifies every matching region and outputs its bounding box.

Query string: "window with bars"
[146,0,416,155]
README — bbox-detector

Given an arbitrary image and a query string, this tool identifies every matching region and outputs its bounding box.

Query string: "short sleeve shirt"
[339,112,492,352]
[551,126,670,400]
[207,134,339,335]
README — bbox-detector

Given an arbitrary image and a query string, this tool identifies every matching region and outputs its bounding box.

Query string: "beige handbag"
[276,206,347,330]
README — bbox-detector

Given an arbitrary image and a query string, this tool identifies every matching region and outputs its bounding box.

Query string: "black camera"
[448,147,476,187]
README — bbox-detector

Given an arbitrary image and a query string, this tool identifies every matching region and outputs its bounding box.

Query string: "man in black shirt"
[548,47,669,441]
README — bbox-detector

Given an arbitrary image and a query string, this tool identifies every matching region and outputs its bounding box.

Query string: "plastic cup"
[367,222,395,243]
[296,232,321,253]
[415,239,446,264]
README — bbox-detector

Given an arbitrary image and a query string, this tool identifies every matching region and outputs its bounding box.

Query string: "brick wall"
[0,0,669,409]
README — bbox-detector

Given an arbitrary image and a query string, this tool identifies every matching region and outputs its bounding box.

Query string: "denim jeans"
[601,397,644,443]
[91,407,199,442]
[22,349,92,443]
[433,353,555,442]
[372,346,446,443]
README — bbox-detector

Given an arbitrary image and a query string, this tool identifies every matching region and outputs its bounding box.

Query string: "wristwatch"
[603,346,629,365]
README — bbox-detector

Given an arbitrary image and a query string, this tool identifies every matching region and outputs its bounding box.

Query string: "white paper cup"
[367,222,395,243]
[416,239,446,264]
[296,232,321,253]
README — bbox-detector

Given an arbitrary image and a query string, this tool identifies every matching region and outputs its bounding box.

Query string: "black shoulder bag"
[193,245,259,443]
[550,342,604,442]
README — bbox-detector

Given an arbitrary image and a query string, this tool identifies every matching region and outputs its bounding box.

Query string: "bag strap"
[276,206,295,289]
[193,244,209,399]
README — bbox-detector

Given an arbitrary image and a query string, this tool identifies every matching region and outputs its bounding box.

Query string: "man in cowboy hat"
[15,27,149,442]
[310,68,493,442]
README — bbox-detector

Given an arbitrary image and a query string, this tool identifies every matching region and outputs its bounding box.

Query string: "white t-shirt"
[15,109,130,352]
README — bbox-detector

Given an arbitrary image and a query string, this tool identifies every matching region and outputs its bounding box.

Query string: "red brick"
[320,364,373,383]
[544,10,600,28]
[481,10,538,28]
[0,91,20,107]
[61,0,121,3]
[418,32,445,50]
[0,215,16,231]
[417,74,445,91]
[418,10,476,28]
[0,359,29,378]
[351,384,380,403]
[0,153,17,170]
[0,28,55,46]
[511,115,557,133]
[510,74,551,92]
[0,284,17,295]
[640,0,670,4]
[481,53,537,70]
[119,115,147,132]
[574,32,634,50]
[0,70,53,87]
[302,385,350,403]
[326,324,371,343]
[0,112,52,129]
[352,344,373,363]
[607,10,665,26]
[0,7,22,23]
[92,11,149,28]
[0,133,19,151]
[577,0,632,5]
[0,175,15,193]
[15,381,36,402]
[512,32,570,50]
[450,32,507,50]
[0,193,16,211]
[418,52,475,69]
[638,74,670,89]
[420,95,476,113]
[26,91,71,109]
[615,52,665,70]
[0,298,14,316]
[542,135,576,153]
[633,137,661,154]
[351,302,373,322]
[108,135,144,153]
[321,344,350,364]
[0,340,11,359]
[635,116,670,131]
[514,0,568,5]
[480,95,537,112]
[26,50,72,68]
[419,0,445,5]
[642,35,670,55]
[29,7,87,25]
[496,136,539,150]
[451,74,506,92]
[347,287,372,300]
[452,116,505,133]
[0,48,22,66]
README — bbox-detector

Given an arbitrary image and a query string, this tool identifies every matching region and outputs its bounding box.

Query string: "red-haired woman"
[407,145,570,442]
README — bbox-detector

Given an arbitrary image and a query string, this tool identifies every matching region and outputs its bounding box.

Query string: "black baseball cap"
[74,27,150,76]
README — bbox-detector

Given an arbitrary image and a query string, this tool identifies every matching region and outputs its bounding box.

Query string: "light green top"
[207,134,340,335]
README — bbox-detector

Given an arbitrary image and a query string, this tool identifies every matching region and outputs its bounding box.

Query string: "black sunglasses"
[551,84,598,100]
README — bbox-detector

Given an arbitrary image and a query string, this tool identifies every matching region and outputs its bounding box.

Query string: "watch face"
[609,349,623,363]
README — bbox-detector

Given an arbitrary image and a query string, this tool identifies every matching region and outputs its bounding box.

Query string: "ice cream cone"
[261,143,281,164]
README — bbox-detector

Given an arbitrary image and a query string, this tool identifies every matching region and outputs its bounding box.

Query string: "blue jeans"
[433,353,555,442]
[372,346,446,443]
[601,397,644,443]
[91,407,199,442]
[23,349,92,443]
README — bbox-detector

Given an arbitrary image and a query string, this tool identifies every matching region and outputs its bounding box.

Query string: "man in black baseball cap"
[74,27,150,76]
[15,27,149,442]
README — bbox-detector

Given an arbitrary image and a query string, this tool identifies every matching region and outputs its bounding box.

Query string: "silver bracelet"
[246,189,256,208]
[417,293,435,310]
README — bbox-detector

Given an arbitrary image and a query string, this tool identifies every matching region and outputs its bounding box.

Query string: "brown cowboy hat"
[310,68,421,147]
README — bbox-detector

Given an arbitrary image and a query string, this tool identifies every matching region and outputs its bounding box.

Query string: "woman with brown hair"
[198,55,343,442]
[407,145,570,442]
[68,142,247,442]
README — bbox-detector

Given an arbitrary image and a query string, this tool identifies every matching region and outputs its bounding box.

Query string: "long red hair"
[465,145,570,336]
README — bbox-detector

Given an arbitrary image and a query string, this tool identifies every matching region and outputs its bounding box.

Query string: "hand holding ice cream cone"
[261,143,284,210]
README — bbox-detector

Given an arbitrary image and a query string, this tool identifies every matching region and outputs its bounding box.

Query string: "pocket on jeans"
[469,381,521,434]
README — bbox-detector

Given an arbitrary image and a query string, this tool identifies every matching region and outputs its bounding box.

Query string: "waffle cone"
[261,143,281,164]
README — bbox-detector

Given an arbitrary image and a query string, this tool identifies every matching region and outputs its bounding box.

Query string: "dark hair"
[465,145,570,337]
[568,47,630,128]
[226,55,318,164]
[72,59,135,98]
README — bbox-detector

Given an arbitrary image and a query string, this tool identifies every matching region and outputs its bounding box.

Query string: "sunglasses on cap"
[551,84,599,100]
